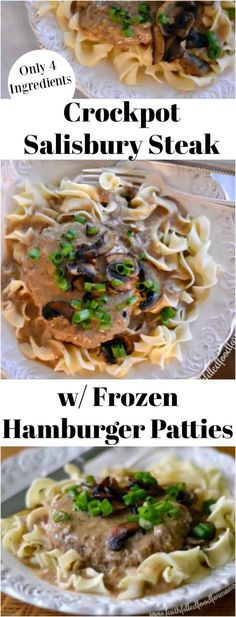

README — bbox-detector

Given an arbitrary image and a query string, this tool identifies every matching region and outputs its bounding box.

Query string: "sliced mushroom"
[186,29,207,49]
[138,261,162,312]
[107,522,140,551]
[101,335,134,365]
[75,230,117,260]
[157,2,195,38]
[152,24,165,64]
[164,37,183,62]
[106,254,139,292]
[42,301,74,322]
[66,260,99,282]
[179,50,209,75]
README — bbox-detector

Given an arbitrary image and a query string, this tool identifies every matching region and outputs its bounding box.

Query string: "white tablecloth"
[1,0,86,98]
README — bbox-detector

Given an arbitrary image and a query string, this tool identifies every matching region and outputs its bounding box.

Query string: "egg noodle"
[2,170,220,377]
[36,1,235,90]
[1,456,234,599]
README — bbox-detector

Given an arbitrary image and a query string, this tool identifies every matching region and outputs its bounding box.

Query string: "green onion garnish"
[52,510,71,523]
[111,278,123,287]
[202,499,216,515]
[63,229,77,241]
[75,214,87,224]
[88,499,101,516]
[60,242,74,258]
[70,299,82,310]
[111,343,127,359]
[100,499,113,516]
[205,31,222,59]
[191,522,216,541]
[65,485,81,496]
[126,295,138,306]
[139,252,146,261]
[158,13,168,25]
[73,490,89,511]
[72,308,91,324]
[86,475,95,485]
[160,306,177,324]
[127,514,140,523]
[49,251,64,266]
[84,282,106,292]
[86,225,98,237]
[165,483,186,498]
[226,7,235,19]
[56,277,69,291]
[134,471,157,485]
[28,247,41,260]
[123,488,147,506]
[126,230,134,238]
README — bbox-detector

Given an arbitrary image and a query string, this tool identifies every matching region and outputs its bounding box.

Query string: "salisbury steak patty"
[74,1,159,47]
[47,493,192,586]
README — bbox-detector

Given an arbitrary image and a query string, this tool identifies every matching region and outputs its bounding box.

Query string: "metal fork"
[81,167,235,212]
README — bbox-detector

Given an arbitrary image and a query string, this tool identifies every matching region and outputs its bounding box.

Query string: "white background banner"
[1,379,235,447]
[0,98,235,160]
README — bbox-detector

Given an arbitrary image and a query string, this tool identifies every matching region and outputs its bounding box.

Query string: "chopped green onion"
[115,303,124,311]
[126,230,134,238]
[127,514,140,523]
[65,485,81,496]
[111,343,127,359]
[56,277,69,291]
[114,264,127,275]
[139,252,146,261]
[226,7,235,19]
[191,522,216,541]
[100,295,108,303]
[139,517,153,530]
[134,471,157,485]
[72,308,91,324]
[63,229,77,241]
[86,475,95,485]
[202,499,216,515]
[158,13,168,25]
[60,242,74,258]
[28,247,41,260]
[73,490,89,511]
[160,306,177,324]
[123,26,133,37]
[86,225,98,236]
[167,507,180,518]
[136,280,159,293]
[100,499,113,516]
[75,214,87,224]
[126,295,138,306]
[84,282,106,292]
[111,278,123,287]
[205,31,222,59]
[70,299,82,310]
[123,488,147,506]
[88,499,101,516]
[165,483,186,498]
[49,251,64,266]
[81,319,91,330]
[52,510,71,523]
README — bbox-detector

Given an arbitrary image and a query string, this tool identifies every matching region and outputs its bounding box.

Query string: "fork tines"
[81,168,145,187]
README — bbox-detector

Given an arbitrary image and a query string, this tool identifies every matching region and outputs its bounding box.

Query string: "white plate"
[25,1,235,99]
[1,446,235,615]
[1,160,235,380]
